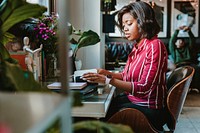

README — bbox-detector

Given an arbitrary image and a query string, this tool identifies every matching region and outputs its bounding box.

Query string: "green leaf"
[72,91,83,107]
[0,41,19,64]
[1,32,16,44]
[0,61,49,92]
[72,30,100,58]
[0,0,8,14]
[0,0,25,23]
[10,0,25,9]
[77,30,100,49]
[1,3,47,34]
[73,121,133,133]
[0,41,11,60]
[0,0,47,62]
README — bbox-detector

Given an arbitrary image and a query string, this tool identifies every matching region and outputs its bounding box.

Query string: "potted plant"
[34,14,58,55]
[0,0,47,91]
[33,14,59,78]
[68,24,100,71]
[0,2,134,132]
[0,0,47,62]
[0,0,83,106]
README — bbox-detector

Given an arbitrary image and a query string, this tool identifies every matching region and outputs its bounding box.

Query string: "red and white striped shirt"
[121,36,168,109]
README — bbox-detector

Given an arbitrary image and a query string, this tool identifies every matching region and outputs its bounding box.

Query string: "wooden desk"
[72,85,115,119]
[45,82,116,119]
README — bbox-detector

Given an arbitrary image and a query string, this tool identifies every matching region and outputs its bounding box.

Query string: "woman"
[82,1,168,130]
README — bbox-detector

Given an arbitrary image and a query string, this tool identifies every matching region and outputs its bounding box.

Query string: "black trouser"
[105,93,167,131]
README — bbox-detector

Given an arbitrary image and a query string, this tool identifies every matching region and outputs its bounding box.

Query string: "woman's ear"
[137,19,140,24]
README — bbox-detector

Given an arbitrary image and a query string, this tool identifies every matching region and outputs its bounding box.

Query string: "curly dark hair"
[117,1,160,39]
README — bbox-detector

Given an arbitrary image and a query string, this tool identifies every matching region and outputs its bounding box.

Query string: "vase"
[69,56,76,75]
[75,59,82,70]
[44,53,58,80]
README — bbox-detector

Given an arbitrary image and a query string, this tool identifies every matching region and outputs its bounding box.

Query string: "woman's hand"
[97,68,108,75]
[82,72,106,84]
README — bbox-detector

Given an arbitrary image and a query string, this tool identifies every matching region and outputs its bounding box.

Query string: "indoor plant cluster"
[0,1,134,132]
[34,14,58,55]
[68,26,101,71]
[69,29,101,59]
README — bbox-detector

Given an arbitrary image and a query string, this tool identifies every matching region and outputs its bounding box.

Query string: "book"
[69,82,87,90]
[47,82,87,90]
[73,69,97,82]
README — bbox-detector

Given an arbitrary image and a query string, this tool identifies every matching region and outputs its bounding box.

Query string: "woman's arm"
[82,72,133,93]
[130,40,168,95]
[97,68,123,80]
[97,68,132,92]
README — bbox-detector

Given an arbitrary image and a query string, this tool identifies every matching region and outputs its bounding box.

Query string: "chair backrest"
[166,66,194,131]
[166,67,189,90]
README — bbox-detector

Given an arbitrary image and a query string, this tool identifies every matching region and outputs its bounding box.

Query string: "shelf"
[0,92,71,133]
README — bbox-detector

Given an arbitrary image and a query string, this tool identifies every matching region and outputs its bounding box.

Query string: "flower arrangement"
[34,14,58,54]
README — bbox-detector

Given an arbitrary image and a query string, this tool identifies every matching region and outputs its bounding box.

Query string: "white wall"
[69,0,105,69]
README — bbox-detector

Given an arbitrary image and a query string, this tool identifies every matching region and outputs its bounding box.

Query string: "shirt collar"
[134,35,158,50]
[134,38,146,51]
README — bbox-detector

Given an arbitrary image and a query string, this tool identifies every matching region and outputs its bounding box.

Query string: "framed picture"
[171,0,199,37]
[148,0,167,37]
[109,0,167,37]
[108,0,129,37]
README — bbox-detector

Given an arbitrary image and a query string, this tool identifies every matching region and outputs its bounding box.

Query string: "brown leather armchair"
[108,66,194,133]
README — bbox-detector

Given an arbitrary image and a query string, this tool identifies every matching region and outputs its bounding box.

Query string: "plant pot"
[43,53,57,80]
[75,59,82,70]
[69,56,76,75]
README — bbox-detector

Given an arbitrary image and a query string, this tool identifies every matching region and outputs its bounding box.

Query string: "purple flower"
[34,14,58,55]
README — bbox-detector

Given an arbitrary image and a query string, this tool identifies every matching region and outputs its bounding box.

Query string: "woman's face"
[122,13,141,41]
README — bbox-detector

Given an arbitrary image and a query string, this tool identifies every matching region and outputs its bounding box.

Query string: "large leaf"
[0,0,47,67]
[0,0,47,46]
[0,0,26,24]
[0,60,82,106]
[72,30,100,58]
[0,41,10,60]
[77,30,100,49]
[0,0,8,14]
[1,31,16,45]
[0,42,18,63]
[73,121,133,133]
[0,61,49,92]
[1,3,47,34]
